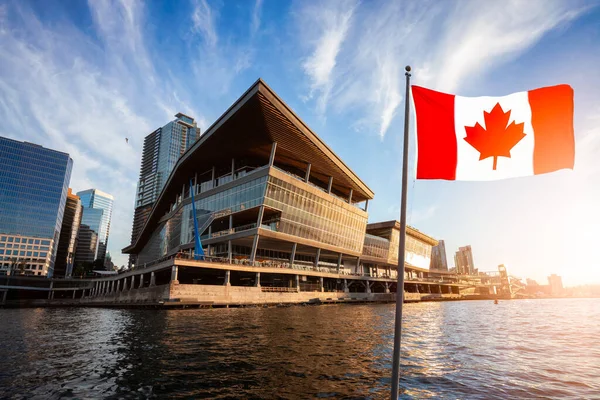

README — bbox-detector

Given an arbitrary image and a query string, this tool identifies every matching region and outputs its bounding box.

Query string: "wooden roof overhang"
[124,79,374,254]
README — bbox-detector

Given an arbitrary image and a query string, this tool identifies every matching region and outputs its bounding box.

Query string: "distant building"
[429,239,448,271]
[54,189,83,278]
[548,274,564,295]
[75,189,114,266]
[454,245,475,275]
[129,113,200,266]
[0,136,73,277]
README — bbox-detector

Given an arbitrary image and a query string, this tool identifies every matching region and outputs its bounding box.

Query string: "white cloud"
[295,0,590,138]
[299,0,356,115]
[251,0,263,37]
[192,0,218,48]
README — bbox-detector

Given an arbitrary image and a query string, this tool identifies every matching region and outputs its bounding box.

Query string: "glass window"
[8,237,13,243]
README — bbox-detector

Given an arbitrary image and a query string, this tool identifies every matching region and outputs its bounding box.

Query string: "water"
[0,299,599,399]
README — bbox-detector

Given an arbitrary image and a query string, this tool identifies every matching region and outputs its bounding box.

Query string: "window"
[41,240,50,246]
[0,250,3,255]
[34,239,40,245]
[20,251,25,256]
[0,237,5,242]
[8,237,13,243]
[14,238,20,243]
[26,251,32,257]
[33,252,38,257]
[40,252,47,257]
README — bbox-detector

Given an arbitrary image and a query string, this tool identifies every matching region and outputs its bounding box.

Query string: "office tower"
[430,239,448,271]
[454,245,475,275]
[54,189,83,278]
[0,137,73,277]
[129,113,200,266]
[75,189,114,266]
[548,274,564,295]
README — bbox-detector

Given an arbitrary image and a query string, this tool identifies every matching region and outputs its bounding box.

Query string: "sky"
[1,0,599,286]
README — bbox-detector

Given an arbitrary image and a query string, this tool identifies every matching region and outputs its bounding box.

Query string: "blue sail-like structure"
[189,179,205,260]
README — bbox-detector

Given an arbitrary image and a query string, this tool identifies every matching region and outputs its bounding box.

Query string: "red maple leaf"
[464,103,526,170]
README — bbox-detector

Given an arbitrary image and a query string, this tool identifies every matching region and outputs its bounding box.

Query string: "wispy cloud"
[298,0,357,114]
[192,0,218,47]
[295,0,590,138]
[251,0,263,37]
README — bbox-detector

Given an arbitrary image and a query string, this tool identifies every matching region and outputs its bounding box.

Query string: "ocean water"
[0,298,598,399]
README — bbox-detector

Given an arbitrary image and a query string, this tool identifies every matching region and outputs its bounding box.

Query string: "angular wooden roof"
[124,78,374,253]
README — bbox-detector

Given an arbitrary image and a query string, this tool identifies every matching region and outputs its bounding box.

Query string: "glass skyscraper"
[75,188,114,266]
[0,136,73,277]
[128,113,200,266]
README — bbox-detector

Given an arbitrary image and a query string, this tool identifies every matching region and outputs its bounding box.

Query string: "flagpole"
[390,65,411,400]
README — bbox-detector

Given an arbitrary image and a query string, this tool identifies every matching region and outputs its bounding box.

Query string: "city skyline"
[0,1,598,285]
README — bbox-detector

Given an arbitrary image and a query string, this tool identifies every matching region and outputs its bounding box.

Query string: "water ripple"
[0,298,599,399]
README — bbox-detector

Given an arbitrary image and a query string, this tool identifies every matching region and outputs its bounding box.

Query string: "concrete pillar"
[211,166,216,187]
[327,176,333,193]
[229,214,233,231]
[123,278,128,291]
[320,277,324,292]
[109,280,113,293]
[228,240,232,264]
[138,274,144,288]
[314,248,321,268]
[343,279,349,293]
[305,163,311,182]
[348,189,353,204]
[337,253,342,273]
[256,205,265,227]
[250,234,260,264]
[295,275,300,291]
[48,281,54,300]
[268,142,277,166]
[385,282,390,294]
[366,281,371,294]
[438,285,442,294]
[150,271,156,287]
[130,275,135,290]
[255,272,261,287]
[290,243,297,267]
[72,290,77,299]
[364,199,369,212]
[1,290,6,305]
[171,266,179,284]
[224,270,231,286]
[50,290,55,300]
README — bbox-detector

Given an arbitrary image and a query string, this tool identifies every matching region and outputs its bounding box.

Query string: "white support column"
[72,290,77,299]
[224,270,231,286]
[171,266,179,284]
[48,281,54,300]
[385,282,390,294]
[139,274,144,289]
[123,278,128,291]
[211,166,216,187]
[343,279,349,293]
[337,253,342,273]
[305,163,311,182]
[314,248,321,268]
[149,271,156,287]
[348,189,353,204]
[255,272,261,287]
[250,234,260,264]
[268,142,277,166]
[115,280,120,293]
[295,275,300,291]
[364,199,369,212]
[290,243,297,267]
[109,280,114,293]
[228,240,232,264]
[130,275,135,290]
[366,281,372,294]
[229,214,233,231]
[320,277,324,292]
[327,176,333,193]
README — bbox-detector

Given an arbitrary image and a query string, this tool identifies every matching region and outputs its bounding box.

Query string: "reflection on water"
[0,299,599,399]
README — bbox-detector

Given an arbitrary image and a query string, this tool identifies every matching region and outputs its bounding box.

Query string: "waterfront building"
[0,137,73,277]
[430,239,448,271]
[75,189,114,266]
[454,245,475,275]
[548,274,564,295]
[54,189,83,278]
[129,113,201,265]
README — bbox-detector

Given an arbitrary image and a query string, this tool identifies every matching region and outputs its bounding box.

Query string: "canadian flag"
[412,84,574,180]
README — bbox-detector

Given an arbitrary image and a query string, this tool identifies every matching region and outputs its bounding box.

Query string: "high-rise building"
[548,274,564,295]
[0,137,73,277]
[54,189,83,278]
[454,245,475,275]
[129,113,200,266]
[430,239,448,271]
[75,189,114,266]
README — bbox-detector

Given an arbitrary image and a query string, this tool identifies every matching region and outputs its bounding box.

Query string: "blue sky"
[1,0,599,285]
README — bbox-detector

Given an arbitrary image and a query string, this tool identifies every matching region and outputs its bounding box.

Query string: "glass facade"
[0,137,72,276]
[362,226,433,270]
[264,176,367,253]
[76,189,113,264]
[137,176,267,264]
